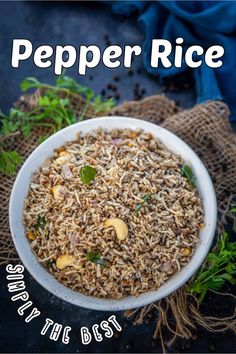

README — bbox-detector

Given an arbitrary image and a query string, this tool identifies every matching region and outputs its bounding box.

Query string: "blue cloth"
[112,1,236,120]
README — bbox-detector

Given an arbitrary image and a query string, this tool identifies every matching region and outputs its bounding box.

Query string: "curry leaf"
[80,166,97,185]
[181,163,195,187]
[86,251,106,266]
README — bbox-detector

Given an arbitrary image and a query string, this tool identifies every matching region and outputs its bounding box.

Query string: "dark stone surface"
[0,2,235,353]
[0,1,196,113]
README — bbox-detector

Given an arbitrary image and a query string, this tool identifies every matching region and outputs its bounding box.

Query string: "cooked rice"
[23,128,204,299]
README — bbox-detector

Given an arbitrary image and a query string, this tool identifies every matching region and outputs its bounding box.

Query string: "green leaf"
[86,251,106,266]
[38,95,51,107]
[33,215,47,231]
[206,276,226,290]
[225,263,236,274]
[181,163,195,187]
[10,108,26,119]
[198,285,208,303]
[20,77,41,92]
[135,193,153,212]
[0,119,19,136]
[92,95,116,113]
[0,108,24,136]
[21,123,31,137]
[227,242,236,252]
[230,202,236,213]
[80,166,97,185]
[207,253,220,264]
[56,74,94,99]
[0,150,22,176]
[38,135,49,144]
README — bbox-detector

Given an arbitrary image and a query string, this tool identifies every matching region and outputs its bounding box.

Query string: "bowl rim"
[9,116,217,311]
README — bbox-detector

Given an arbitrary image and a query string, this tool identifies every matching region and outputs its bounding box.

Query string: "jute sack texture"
[1,93,236,348]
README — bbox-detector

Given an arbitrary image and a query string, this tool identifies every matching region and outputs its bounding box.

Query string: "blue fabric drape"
[112,1,236,120]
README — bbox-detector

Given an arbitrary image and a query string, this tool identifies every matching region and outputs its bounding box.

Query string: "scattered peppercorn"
[113,75,120,82]
[103,34,111,46]
[115,93,120,100]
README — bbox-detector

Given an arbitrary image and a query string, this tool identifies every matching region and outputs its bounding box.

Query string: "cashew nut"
[56,255,75,269]
[52,185,67,200]
[104,218,128,240]
[182,247,191,256]
[41,158,51,169]
[55,151,71,165]
[56,254,83,270]
[27,231,36,240]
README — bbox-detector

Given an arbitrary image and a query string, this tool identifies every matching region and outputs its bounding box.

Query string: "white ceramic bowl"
[9,117,217,311]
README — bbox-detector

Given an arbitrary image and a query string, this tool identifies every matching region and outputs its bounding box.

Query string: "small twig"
[209,289,236,300]
[0,130,21,142]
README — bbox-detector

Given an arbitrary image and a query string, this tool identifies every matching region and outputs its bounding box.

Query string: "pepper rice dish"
[23,128,204,299]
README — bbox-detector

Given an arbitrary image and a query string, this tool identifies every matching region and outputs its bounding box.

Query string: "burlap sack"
[1,92,235,349]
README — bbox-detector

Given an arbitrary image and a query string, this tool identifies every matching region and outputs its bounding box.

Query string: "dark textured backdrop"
[0,2,235,353]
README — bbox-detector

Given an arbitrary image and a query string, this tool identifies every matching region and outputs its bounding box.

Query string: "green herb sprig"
[21,74,115,115]
[188,232,236,302]
[86,251,107,266]
[135,193,153,212]
[0,74,115,176]
[33,215,47,231]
